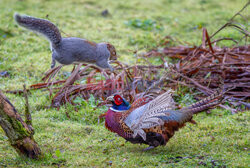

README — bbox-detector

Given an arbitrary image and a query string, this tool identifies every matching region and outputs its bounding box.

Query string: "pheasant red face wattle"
[114,95,123,105]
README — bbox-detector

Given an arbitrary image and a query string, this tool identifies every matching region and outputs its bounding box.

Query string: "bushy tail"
[14,13,61,46]
[181,89,223,114]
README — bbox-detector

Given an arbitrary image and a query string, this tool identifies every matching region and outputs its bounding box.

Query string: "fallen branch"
[0,90,41,159]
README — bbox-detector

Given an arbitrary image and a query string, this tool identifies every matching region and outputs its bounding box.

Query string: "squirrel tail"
[14,13,62,46]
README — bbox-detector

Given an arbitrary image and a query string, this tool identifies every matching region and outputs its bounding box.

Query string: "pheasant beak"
[106,95,114,103]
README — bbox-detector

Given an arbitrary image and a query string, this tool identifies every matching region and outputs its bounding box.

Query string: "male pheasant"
[100,90,223,150]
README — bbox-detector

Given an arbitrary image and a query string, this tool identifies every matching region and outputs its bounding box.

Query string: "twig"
[209,1,250,40]
[23,84,33,134]
[5,89,26,95]
[174,71,214,95]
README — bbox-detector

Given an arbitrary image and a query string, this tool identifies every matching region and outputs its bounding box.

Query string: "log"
[0,90,41,159]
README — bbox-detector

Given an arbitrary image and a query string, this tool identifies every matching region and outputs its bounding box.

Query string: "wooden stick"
[23,84,32,129]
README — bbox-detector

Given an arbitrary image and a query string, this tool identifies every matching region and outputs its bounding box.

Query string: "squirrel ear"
[106,43,114,50]
[106,43,111,49]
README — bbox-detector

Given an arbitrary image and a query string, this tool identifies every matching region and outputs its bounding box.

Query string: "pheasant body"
[102,90,223,149]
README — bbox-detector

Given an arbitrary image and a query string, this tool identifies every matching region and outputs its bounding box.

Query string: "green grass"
[0,0,249,167]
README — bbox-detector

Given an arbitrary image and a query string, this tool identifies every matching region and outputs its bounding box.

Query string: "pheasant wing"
[124,90,176,140]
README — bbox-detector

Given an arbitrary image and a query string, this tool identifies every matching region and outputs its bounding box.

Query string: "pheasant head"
[99,94,131,137]
[107,94,131,111]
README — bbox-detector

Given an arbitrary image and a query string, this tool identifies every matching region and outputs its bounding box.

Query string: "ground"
[0,0,249,167]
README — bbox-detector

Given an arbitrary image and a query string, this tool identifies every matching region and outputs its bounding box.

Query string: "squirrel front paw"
[109,66,114,72]
[96,60,114,72]
[51,59,56,69]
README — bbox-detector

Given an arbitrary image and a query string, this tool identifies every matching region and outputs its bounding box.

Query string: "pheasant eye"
[114,95,123,105]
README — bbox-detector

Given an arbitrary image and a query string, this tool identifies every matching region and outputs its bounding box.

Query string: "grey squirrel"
[14,13,117,71]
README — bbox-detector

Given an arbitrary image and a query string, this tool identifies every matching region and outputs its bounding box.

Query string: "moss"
[0,108,30,145]
[8,117,31,138]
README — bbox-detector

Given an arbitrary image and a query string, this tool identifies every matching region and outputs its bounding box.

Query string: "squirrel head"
[106,43,117,61]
